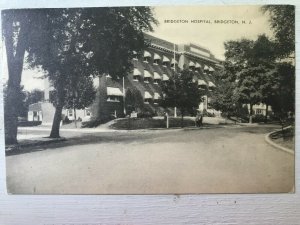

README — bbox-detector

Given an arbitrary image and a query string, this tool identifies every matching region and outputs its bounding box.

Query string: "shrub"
[252,114,266,123]
[18,121,42,127]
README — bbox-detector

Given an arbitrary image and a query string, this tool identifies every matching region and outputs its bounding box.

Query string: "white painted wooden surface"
[0,0,299,224]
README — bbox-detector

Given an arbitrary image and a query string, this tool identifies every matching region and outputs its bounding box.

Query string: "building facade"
[28,33,223,124]
[90,33,222,120]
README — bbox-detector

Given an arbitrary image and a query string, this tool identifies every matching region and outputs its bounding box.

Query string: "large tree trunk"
[4,87,20,145]
[181,109,184,128]
[50,81,65,138]
[265,104,269,123]
[3,18,27,145]
[74,107,77,128]
[249,103,253,124]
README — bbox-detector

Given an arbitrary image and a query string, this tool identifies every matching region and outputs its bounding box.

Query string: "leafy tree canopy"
[262,5,295,58]
[162,69,201,117]
[125,87,144,115]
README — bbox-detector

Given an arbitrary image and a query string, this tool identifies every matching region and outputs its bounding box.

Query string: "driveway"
[6,124,294,194]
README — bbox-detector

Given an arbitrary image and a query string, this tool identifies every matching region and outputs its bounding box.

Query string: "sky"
[151,5,273,60]
[2,5,274,91]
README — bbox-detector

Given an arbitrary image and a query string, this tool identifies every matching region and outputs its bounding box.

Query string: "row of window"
[107,96,161,105]
[67,109,91,118]
[133,51,177,69]
[133,51,216,73]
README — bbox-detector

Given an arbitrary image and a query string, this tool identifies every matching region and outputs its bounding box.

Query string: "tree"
[26,7,157,138]
[125,87,144,115]
[210,78,238,120]
[1,9,46,144]
[65,76,96,127]
[269,63,295,119]
[223,35,278,123]
[262,5,295,58]
[25,89,44,105]
[162,69,201,127]
[3,84,28,121]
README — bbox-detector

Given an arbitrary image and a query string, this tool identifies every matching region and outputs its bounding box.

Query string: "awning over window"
[208,81,216,87]
[133,68,141,76]
[195,62,202,68]
[198,79,207,86]
[107,87,124,96]
[204,65,209,71]
[154,53,161,60]
[154,72,161,80]
[144,51,151,58]
[162,73,169,81]
[163,56,170,62]
[154,92,161,100]
[144,91,153,99]
[171,58,178,65]
[144,70,152,78]
[209,66,215,72]
[189,61,195,67]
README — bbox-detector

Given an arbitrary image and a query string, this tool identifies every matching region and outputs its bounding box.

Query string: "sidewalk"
[5,136,66,153]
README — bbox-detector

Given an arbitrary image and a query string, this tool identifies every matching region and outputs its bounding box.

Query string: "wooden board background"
[0,0,299,224]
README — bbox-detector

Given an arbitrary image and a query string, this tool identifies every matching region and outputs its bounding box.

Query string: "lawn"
[109,117,196,130]
[270,126,295,150]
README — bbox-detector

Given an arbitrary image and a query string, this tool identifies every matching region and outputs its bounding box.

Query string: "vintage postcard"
[2,5,295,194]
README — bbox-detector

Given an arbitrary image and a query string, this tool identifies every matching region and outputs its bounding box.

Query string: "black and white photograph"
[2,5,295,194]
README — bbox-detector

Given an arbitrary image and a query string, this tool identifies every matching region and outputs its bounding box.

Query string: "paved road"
[6,124,294,194]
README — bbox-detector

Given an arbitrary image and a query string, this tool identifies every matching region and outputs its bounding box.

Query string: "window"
[133,68,141,81]
[133,51,138,60]
[154,59,160,65]
[189,61,195,70]
[107,96,120,102]
[154,79,160,84]
[133,76,140,81]
[144,91,153,104]
[171,58,177,69]
[256,109,263,114]
[153,53,161,65]
[144,77,151,83]
[199,85,206,90]
[68,109,73,117]
[144,51,151,63]
[144,70,152,83]
[162,62,168,67]
[85,109,91,116]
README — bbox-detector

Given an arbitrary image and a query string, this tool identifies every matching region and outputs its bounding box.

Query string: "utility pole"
[174,42,177,118]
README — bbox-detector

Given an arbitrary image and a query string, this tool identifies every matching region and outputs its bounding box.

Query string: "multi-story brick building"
[89,33,222,120]
[28,33,222,124]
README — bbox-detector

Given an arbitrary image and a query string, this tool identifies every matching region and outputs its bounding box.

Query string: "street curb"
[6,137,67,152]
[264,127,294,155]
